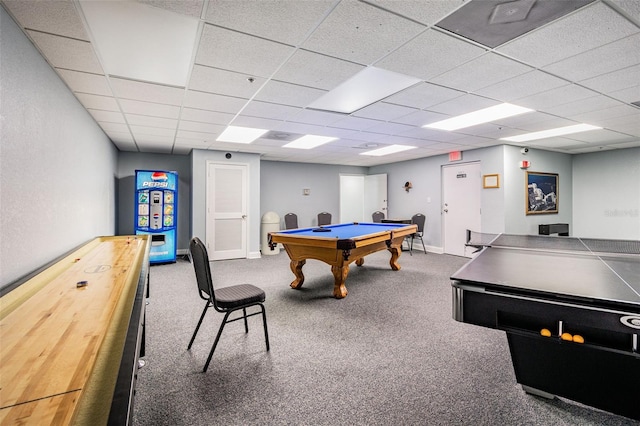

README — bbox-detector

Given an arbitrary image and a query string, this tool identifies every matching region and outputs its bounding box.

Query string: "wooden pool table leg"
[388,247,401,271]
[331,265,349,299]
[289,259,306,289]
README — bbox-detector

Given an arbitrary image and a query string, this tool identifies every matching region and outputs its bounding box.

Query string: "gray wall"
[117,152,192,252]
[503,145,573,235]
[573,147,640,239]
[0,8,118,286]
[191,149,262,257]
[370,145,506,248]
[260,161,368,228]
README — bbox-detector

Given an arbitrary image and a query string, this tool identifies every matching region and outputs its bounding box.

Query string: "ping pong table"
[451,233,640,421]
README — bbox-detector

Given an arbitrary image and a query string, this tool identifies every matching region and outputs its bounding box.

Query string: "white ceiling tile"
[543,33,640,82]
[232,116,283,130]
[56,69,112,96]
[188,65,265,98]
[111,140,138,152]
[137,0,205,18]
[564,129,637,143]
[570,104,640,126]
[273,50,365,90]
[178,121,225,134]
[431,53,533,92]
[364,0,464,26]
[239,101,302,121]
[136,139,174,153]
[353,102,418,121]
[579,64,640,94]
[397,126,461,142]
[119,98,181,118]
[196,25,295,78]
[171,145,193,155]
[302,1,426,65]
[110,78,185,105]
[330,116,383,132]
[609,0,640,20]
[392,110,449,126]
[427,94,497,116]
[88,109,125,123]
[375,29,486,80]
[3,0,88,40]
[75,93,119,111]
[474,70,568,102]
[183,91,247,113]
[544,95,623,117]
[100,122,130,133]
[126,114,178,129]
[176,129,219,142]
[608,85,640,104]
[386,83,464,110]
[514,84,598,110]
[104,130,134,143]
[204,0,333,45]
[180,108,234,125]
[130,125,176,137]
[27,30,103,73]
[288,109,345,127]
[366,121,415,135]
[498,2,639,67]
[253,81,326,108]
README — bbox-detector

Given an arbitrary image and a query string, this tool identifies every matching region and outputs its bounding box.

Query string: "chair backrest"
[412,213,426,233]
[189,237,216,303]
[284,213,298,229]
[317,212,332,226]
[372,211,385,222]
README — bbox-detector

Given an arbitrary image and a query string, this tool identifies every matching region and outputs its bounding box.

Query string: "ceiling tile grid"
[2,0,639,165]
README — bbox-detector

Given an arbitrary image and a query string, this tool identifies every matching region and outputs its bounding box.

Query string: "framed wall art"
[526,171,558,215]
[483,174,500,188]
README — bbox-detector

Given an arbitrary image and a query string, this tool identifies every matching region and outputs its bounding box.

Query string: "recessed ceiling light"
[307,67,421,114]
[423,103,534,131]
[79,1,199,87]
[500,124,602,142]
[360,145,416,156]
[216,126,268,144]
[283,135,337,149]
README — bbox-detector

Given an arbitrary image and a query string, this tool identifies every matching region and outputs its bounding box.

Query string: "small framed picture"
[526,171,558,214]
[483,174,500,188]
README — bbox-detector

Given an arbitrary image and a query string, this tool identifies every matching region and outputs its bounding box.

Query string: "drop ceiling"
[2,0,639,166]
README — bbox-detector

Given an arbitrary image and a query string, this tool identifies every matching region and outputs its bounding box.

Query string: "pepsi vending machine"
[135,170,178,264]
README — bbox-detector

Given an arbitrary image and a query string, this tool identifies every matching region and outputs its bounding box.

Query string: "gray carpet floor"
[132,249,638,425]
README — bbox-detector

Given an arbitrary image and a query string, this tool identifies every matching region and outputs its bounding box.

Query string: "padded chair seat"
[215,284,266,309]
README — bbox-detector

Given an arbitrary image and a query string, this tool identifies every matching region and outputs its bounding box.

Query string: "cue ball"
[572,335,584,344]
[540,328,551,337]
[561,332,573,341]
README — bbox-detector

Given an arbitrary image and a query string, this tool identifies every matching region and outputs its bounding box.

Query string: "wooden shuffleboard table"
[269,222,417,299]
[0,235,150,425]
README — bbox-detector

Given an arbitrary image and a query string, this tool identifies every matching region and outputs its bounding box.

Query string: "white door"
[340,175,365,223]
[206,162,248,260]
[364,174,387,220]
[442,162,481,257]
[340,174,388,223]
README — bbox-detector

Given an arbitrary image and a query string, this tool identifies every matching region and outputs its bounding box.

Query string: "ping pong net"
[466,230,640,257]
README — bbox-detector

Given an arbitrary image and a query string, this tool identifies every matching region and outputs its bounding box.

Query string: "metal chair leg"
[188,303,210,350]
[203,311,232,372]
[260,304,270,351]
[243,307,249,333]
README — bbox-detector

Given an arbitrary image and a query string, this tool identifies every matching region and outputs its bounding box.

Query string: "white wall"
[1,8,118,287]
[572,147,640,239]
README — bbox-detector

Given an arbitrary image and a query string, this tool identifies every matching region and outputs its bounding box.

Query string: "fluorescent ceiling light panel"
[360,145,416,156]
[216,126,268,144]
[283,135,337,149]
[307,67,421,114]
[500,124,602,142]
[423,103,534,131]
[79,1,199,87]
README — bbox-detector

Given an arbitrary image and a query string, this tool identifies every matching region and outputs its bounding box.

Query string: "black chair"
[317,212,332,226]
[187,237,269,372]
[408,213,426,254]
[284,213,298,229]
[372,211,385,222]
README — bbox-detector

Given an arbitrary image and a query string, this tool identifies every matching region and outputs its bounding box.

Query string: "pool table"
[268,222,417,298]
